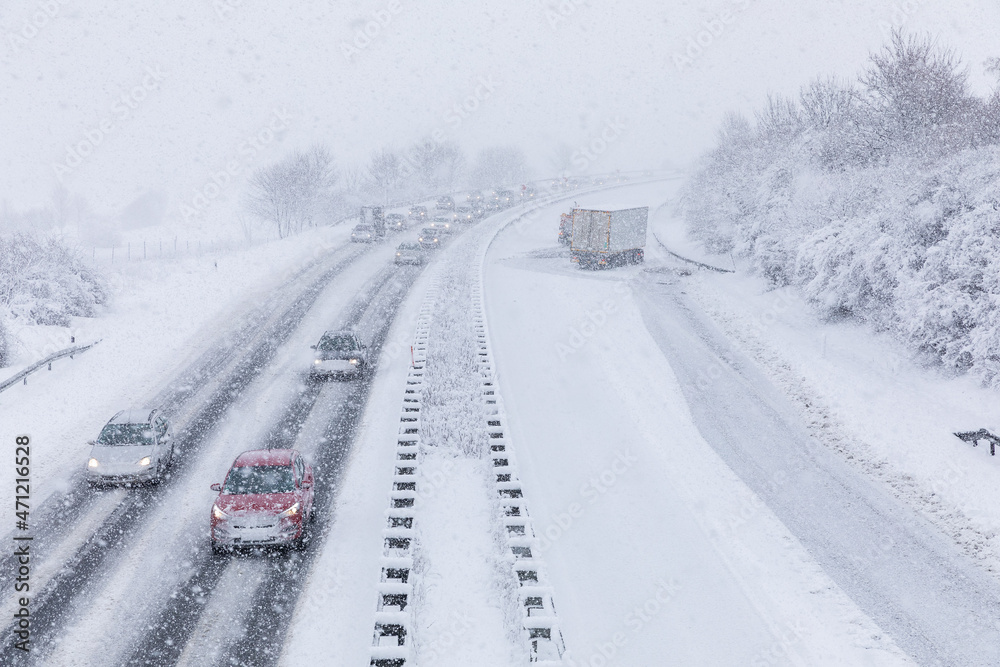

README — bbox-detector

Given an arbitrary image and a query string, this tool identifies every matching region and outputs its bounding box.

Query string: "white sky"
[1,0,997,221]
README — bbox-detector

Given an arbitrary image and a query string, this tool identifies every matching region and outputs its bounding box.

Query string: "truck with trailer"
[352,206,386,243]
[557,212,573,245]
[570,207,648,268]
[359,206,385,237]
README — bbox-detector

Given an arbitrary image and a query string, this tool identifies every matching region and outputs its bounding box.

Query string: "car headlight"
[396,252,401,256]
[314,359,322,364]
[138,456,151,466]
[88,458,99,468]
[349,358,359,365]
[213,505,228,520]
[280,502,300,517]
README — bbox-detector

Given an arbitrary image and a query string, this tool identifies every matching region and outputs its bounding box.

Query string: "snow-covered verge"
[485,182,914,665]
[679,33,1000,388]
[0,223,352,514]
[0,232,109,367]
[667,238,1000,578]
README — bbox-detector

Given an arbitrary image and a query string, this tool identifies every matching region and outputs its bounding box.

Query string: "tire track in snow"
[4,244,371,662]
[115,264,420,666]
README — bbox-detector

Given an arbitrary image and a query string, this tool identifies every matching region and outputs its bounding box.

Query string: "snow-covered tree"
[681,32,1000,386]
[857,31,975,161]
[470,146,529,189]
[246,144,338,238]
[366,148,402,205]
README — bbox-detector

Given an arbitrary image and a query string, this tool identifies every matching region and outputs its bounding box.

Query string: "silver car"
[87,409,174,485]
[428,216,454,234]
[395,242,425,266]
[310,330,369,377]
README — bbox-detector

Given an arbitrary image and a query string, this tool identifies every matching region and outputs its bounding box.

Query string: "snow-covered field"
[0,222,356,513]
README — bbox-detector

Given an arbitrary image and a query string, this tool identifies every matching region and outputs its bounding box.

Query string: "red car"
[210,449,315,554]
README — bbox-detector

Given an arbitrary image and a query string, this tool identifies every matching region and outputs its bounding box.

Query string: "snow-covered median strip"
[471,256,568,663]
[369,281,436,667]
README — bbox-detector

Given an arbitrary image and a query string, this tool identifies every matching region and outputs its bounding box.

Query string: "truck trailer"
[570,207,648,268]
[359,206,386,237]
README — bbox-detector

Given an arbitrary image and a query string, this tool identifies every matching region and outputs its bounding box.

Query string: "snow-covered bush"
[0,232,109,330]
[0,316,8,368]
[681,32,1000,385]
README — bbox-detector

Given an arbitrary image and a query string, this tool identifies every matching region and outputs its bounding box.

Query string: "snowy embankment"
[680,34,1000,388]
[0,224,351,518]
[485,181,915,665]
[656,205,1000,575]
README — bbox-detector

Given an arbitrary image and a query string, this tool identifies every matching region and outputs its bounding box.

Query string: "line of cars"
[83,188,528,553]
[83,332,366,555]
[209,329,367,554]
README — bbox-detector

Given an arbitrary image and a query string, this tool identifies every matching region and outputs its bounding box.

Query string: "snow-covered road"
[7,180,999,666]
[483,181,950,665]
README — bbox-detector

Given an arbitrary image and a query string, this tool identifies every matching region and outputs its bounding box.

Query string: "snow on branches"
[681,31,1000,385]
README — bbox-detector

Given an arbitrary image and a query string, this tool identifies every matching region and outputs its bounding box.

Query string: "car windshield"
[318,334,358,351]
[96,423,155,446]
[223,465,295,495]
[398,244,419,250]
[354,225,372,232]
[421,229,436,236]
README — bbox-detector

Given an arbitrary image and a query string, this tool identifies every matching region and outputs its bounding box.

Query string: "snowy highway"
[2,181,999,666]
[482,181,1000,666]
[4,2,1000,665]
[0,225,422,664]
